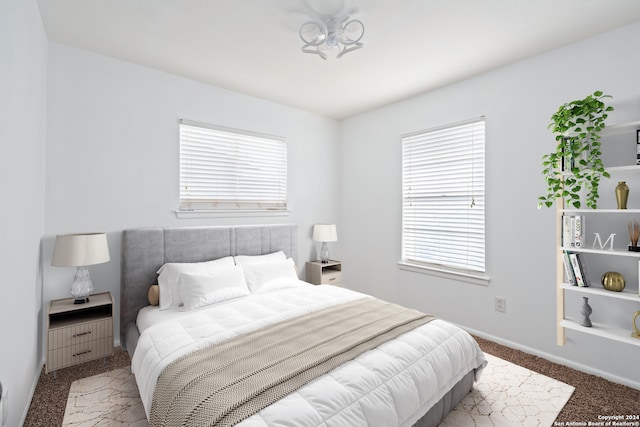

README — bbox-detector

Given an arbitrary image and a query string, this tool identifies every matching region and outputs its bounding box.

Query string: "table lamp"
[312,224,337,263]
[52,233,110,304]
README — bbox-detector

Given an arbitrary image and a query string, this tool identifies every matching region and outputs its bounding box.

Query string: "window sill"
[175,209,291,219]
[397,261,490,286]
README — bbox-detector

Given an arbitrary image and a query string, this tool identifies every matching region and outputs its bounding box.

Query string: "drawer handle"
[73,331,92,338]
[329,277,336,281]
[73,350,91,357]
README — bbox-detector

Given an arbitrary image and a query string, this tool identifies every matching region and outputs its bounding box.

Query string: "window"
[179,120,287,212]
[401,117,485,278]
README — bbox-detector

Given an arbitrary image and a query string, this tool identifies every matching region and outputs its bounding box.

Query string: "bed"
[121,224,486,426]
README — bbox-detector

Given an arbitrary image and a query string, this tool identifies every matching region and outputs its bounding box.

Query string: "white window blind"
[179,121,287,211]
[402,117,485,274]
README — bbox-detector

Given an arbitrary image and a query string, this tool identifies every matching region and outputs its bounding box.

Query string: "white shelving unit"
[556,120,640,347]
[560,319,640,346]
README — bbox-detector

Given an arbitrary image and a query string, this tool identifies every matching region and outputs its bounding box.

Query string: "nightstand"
[46,292,114,374]
[306,260,342,286]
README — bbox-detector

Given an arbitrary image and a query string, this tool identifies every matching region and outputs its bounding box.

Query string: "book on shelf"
[561,143,574,172]
[562,149,588,172]
[637,129,640,166]
[562,251,575,284]
[562,215,585,248]
[574,216,583,247]
[567,251,591,287]
[576,253,592,286]
[562,216,572,248]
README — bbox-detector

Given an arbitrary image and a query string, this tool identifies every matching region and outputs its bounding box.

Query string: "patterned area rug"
[440,354,575,427]
[62,353,574,426]
[62,367,146,426]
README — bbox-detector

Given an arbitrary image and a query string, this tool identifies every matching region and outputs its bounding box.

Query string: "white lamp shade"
[52,233,110,267]
[312,224,337,242]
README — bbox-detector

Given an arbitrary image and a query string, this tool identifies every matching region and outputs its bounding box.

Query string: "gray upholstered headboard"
[120,224,297,350]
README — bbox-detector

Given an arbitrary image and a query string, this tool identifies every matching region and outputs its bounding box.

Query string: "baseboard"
[463,326,640,391]
[20,362,43,427]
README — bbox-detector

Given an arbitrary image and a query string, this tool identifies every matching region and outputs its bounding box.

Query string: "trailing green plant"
[538,91,614,209]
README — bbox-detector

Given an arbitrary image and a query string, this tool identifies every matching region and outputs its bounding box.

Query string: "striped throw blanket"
[150,298,435,427]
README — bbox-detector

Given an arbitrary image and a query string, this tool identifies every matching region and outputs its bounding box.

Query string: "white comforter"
[131,283,486,426]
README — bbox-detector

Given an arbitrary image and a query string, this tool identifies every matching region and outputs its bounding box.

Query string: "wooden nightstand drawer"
[48,318,113,350]
[47,336,114,372]
[320,270,342,285]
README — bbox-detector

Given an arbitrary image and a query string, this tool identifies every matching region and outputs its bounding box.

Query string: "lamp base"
[70,266,94,305]
[320,242,330,264]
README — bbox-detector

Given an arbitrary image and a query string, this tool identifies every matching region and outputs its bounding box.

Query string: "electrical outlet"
[495,296,506,313]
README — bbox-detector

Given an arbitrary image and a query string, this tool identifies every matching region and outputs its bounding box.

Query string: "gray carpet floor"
[23,337,639,426]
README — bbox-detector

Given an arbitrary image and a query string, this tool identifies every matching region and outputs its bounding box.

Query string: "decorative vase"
[632,311,640,339]
[615,181,629,209]
[579,297,592,327]
[601,271,625,292]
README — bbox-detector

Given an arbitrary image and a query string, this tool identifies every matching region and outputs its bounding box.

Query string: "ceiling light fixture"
[299,16,364,60]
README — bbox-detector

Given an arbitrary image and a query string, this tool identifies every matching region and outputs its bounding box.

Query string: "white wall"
[341,22,640,388]
[44,43,342,349]
[0,0,47,425]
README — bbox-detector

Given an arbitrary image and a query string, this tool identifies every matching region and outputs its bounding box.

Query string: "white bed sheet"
[132,283,486,426]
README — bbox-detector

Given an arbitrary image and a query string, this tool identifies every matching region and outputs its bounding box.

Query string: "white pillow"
[156,256,235,310]
[178,266,250,311]
[242,258,300,293]
[234,251,286,266]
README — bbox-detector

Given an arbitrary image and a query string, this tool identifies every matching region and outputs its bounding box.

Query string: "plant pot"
[629,245,640,252]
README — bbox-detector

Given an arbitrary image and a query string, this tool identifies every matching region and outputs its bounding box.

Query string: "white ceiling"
[37,0,640,120]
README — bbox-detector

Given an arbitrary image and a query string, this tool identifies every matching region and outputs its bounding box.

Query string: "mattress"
[131,283,486,426]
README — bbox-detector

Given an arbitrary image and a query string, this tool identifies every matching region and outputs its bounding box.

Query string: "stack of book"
[563,251,591,287]
[562,215,590,287]
[562,215,585,248]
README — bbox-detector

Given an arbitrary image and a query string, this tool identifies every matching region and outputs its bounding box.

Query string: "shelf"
[561,246,640,257]
[601,120,640,136]
[49,292,113,315]
[560,319,640,347]
[607,165,640,172]
[561,283,640,301]
[562,208,640,214]
[560,165,640,178]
